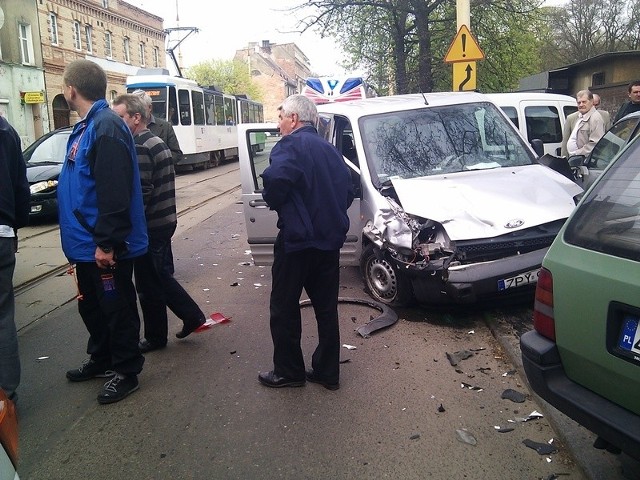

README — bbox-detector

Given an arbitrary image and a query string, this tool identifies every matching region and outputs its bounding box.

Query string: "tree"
[185,60,263,101]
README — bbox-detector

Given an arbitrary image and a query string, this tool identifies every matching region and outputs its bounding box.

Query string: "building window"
[153,46,159,68]
[73,21,82,50]
[49,13,58,45]
[85,25,93,53]
[105,31,112,59]
[102,0,109,8]
[109,90,117,104]
[592,72,606,87]
[123,37,130,63]
[139,42,145,66]
[19,23,35,65]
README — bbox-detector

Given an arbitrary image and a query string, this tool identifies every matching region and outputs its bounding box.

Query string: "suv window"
[565,141,640,261]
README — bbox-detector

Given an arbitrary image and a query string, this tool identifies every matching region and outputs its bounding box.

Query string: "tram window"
[192,90,205,125]
[214,94,225,125]
[204,92,215,125]
[178,89,191,125]
[224,97,236,125]
[168,87,178,125]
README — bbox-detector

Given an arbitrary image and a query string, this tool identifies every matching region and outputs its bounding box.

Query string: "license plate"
[497,268,540,291]
[618,315,640,356]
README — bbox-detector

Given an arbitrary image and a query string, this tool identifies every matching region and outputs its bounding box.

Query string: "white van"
[238,92,582,306]
[486,93,577,155]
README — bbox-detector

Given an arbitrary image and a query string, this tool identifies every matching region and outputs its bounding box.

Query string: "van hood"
[390,165,582,241]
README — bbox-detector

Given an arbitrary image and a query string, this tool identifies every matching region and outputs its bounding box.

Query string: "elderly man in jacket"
[258,95,354,391]
[565,90,605,158]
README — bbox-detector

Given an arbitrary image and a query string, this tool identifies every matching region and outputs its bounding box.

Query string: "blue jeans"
[0,237,19,399]
[135,227,205,344]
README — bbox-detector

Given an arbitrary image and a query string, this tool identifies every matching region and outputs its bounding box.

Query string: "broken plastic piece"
[410,434,420,440]
[301,297,398,338]
[343,344,357,350]
[494,426,515,433]
[455,428,477,445]
[437,404,446,413]
[460,382,483,391]
[446,349,474,366]
[522,439,558,455]
[501,388,526,403]
[206,312,231,326]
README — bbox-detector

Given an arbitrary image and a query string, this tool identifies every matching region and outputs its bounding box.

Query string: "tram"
[126,70,264,169]
[301,76,375,105]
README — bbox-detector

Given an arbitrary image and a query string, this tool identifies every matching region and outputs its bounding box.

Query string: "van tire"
[360,244,414,307]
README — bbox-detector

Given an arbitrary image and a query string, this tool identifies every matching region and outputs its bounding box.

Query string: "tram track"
[15,167,241,297]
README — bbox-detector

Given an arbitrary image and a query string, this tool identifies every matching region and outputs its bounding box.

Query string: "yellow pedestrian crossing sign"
[445,25,484,63]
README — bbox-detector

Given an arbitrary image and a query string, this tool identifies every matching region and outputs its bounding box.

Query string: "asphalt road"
[12,166,636,480]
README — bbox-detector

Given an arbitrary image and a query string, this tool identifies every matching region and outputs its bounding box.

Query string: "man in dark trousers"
[0,115,30,403]
[258,94,354,391]
[613,80,640,123]
[58,60,148,404]
[112,94,207,353]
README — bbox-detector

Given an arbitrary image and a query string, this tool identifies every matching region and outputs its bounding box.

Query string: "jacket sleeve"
[11,133,30,229]
[91,135,134,248]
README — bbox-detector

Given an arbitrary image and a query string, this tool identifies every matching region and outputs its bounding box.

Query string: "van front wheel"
[360,244,414,307]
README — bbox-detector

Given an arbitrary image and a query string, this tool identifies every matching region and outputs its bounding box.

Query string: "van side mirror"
[530,139,544,157]
[568,155,586,168]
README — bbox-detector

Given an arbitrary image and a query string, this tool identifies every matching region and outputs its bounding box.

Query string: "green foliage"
[185,60,263,101]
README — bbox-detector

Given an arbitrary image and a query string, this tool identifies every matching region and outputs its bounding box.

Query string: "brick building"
[37,0,166,129]
[234,40,312,122]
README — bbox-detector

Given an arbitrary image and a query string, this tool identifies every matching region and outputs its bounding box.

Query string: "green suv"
[520,131,640,460]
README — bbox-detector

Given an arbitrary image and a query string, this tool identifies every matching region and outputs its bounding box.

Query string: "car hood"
[391,165,583,240]
[26,164,62,183]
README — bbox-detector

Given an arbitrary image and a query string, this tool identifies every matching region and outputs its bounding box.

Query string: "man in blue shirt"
[258,95,354,390]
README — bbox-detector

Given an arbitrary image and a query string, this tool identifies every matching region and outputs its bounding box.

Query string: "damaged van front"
[238,92,583,306]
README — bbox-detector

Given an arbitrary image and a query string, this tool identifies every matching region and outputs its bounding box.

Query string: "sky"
[136,0,348,77]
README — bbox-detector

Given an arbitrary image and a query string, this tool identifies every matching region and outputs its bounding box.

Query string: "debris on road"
[446,349,474,366]
[456,428,477,445]
[501,388,526,403]
[343,344,357,350]
[522,439,558,455]
[461,382,484,391]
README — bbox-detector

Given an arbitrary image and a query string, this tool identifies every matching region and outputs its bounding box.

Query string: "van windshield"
[359,102,535,185]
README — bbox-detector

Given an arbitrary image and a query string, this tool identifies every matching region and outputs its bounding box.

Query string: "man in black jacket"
[613,81,640,123]
[0,116,30,402]
[258,95,354,391]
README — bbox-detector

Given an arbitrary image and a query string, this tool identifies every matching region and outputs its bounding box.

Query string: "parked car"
[520,133,640,460]
[486,92,578,156]
[23,127,72,218]
[0,390,19,479]
[569,111,640,190]
[238,92,583,306]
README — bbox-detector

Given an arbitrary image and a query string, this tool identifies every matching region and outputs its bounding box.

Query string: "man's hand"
[95,246,116,269]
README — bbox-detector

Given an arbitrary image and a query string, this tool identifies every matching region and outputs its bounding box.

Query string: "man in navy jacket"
[258,94,354,390]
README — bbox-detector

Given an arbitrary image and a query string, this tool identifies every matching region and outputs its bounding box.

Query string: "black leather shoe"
[138,338,167,353]
[176,318,206,339]
[258,371,305,388]
[306,370,339,391]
